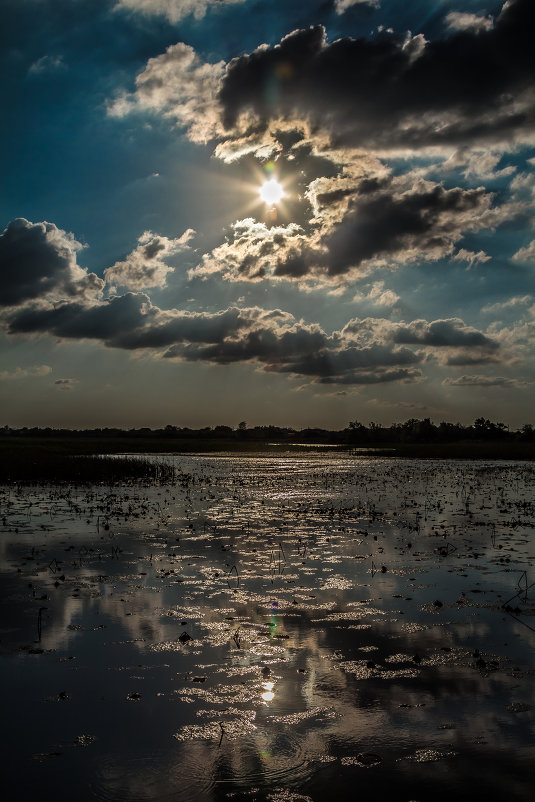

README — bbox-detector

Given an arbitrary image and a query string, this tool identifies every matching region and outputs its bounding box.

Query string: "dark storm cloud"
[273,343,421,377]
[6,295,299,354]
[4,288,428,385]
[338,316,501,367]
[312,183,490,277]
[169,323,327,365]
[333,317,505,367]
[166,329,423,386]
[219,0,535,148]
[7,293,154,342]
[0,218,103,307]
[389,318,499,350]
[112,305,278,350]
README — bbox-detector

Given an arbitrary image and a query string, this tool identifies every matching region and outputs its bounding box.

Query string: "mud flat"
[2,453,535,801]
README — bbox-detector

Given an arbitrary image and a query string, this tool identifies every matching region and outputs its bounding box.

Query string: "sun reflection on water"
[261,681,275,703]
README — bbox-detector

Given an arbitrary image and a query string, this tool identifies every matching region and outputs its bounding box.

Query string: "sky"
[1,0,534,430]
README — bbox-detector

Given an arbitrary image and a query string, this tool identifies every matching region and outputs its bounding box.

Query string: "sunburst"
[259,178,285,205]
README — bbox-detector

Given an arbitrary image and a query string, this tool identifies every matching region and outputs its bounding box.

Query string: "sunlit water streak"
[1,454,535,800]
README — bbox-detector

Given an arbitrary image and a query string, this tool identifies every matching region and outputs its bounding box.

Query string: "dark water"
[1,454,535,801]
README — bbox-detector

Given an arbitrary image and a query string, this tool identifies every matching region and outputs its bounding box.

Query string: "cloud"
[481,295,533,314]
[451,248,491,268]
[444,148,516,180]
[352,281,399,307]
[0,365,52,381]
[338,316,500,367]
[313,180,494,277]
[6,292,157,343]
[192,177,502,284]
[335,0,379,13]
[444,12,494,34]
[443,374,532,388]
[318,367,421,385]
[219,1,535,150]
[0,218,103,308]
[3,290,426,385]
[338,315,498,348]
[114,0,246,23]
[104,229,195,290]
[54,378,77,391]
[110,0,535,154]
[0,215,506,388]
[387,318,499,350]
[108,0,530,292]
[192,218,309,282]
[108,42,226,143]
[512,240,535,263]
[28,54,66,76]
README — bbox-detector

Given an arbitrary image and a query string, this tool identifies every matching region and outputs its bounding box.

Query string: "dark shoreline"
[1,436,534,483]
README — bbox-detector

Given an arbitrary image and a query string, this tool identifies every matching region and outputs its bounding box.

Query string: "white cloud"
[481,295,533,314]
[352,281,399,307]
[28,54,66,75]
[108,43,225,143]
[452,248,491,268]
[444,11,494,34]
[335,0,379,13]
[0,365,52,381]
[114,0,246,23]
[512,240,535,264]
[104,229,195,290]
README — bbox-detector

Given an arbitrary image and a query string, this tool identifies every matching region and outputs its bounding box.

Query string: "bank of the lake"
[1,436,535,482]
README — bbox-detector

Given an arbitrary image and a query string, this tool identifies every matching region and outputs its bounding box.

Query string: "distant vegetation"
[2,417,534,445]
[1,418,534,481]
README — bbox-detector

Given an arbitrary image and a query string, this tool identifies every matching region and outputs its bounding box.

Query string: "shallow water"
[2,454,535,801]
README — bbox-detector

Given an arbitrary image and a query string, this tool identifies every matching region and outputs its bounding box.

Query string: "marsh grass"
[0,442,178,483]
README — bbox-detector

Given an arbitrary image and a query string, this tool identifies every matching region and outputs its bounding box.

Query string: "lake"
[1,453,535,801]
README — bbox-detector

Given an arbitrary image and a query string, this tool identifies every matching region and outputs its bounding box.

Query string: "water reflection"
[1,455,535,800]
[261,681,275,703]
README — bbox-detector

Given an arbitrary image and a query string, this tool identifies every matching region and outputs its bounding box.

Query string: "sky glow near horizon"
[0,0,534,429]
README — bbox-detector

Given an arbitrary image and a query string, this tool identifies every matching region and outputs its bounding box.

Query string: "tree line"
[2,418,534,444]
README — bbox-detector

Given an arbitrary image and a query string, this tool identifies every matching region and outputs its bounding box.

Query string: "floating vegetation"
[267,707,336,725]
[398,749,458,763]
[173,709,257,742]
[507,702,532,713]
[341,753,382,767]
[74,735,97,747]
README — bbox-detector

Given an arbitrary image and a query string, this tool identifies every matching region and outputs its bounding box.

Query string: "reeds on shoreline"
[0,450,178,484]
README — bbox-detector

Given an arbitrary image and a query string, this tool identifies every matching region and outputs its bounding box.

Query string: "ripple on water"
[212,730,316,792]
[88,749,214,802]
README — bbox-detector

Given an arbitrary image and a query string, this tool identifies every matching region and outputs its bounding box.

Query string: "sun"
[259,178,284,205]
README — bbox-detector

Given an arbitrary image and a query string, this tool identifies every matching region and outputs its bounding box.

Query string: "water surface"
[2,454,535,801]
